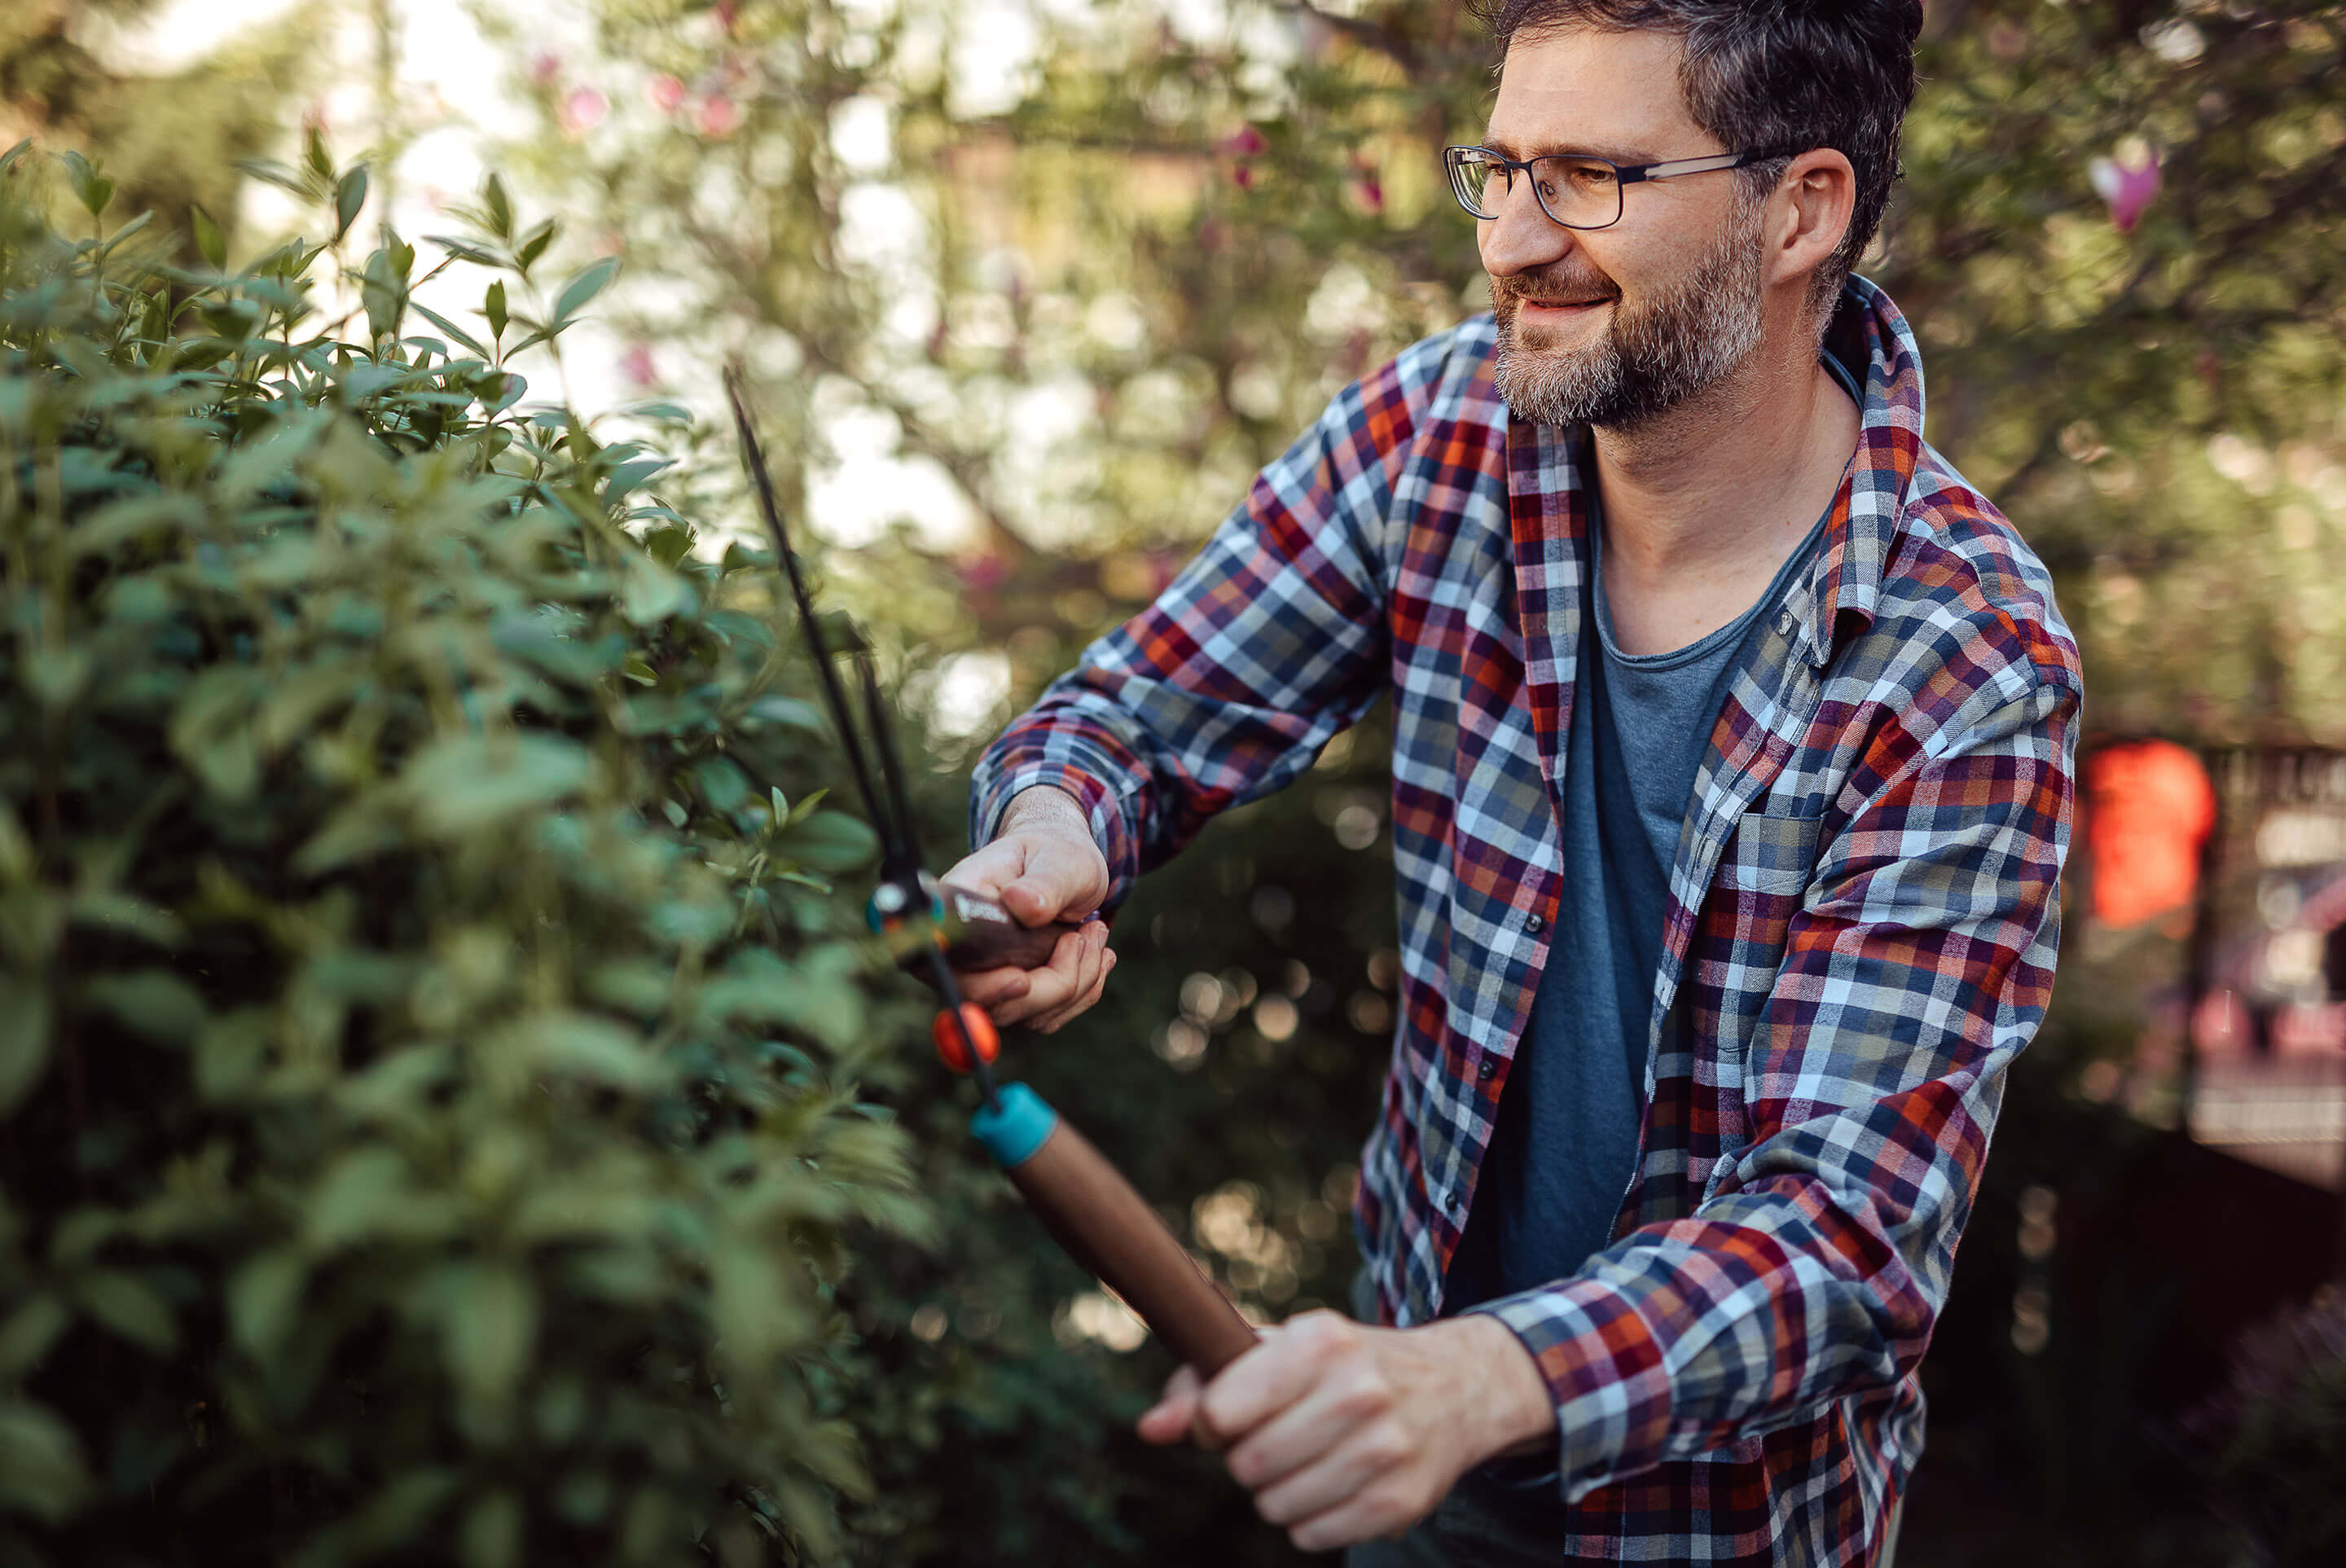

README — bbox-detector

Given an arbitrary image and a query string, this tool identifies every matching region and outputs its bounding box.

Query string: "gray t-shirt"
[1445,365,1853,1310]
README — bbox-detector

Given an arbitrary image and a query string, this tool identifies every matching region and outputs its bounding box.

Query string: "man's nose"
[1477,176,1578,282]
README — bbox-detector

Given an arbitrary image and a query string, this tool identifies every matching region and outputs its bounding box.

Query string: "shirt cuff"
[1466,1276,1673,1503]
[971,763,1139,907]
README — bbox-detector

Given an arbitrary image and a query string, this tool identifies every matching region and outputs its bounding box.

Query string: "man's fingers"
[1029,924,1112,1034]
[984,921,1104,1030]
[1198,1314,1349,1446]
[1136,1367,1202,1446]
[954,966,1031,1008]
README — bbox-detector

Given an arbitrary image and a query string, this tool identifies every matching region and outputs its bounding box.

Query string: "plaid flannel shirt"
[969,278,2080,1566]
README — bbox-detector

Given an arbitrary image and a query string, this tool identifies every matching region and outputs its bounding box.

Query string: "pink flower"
[648,73,686,113]
[530,52,563,86]
[560,86,608,137]
[1216,125,1267,157]
[1232,163,1255,191]
[2089,150,2160,232]
[696,94,740,138]
[715,2,739,36]
[958,552,1008,592]
[1351,160,1384,216]
[621,343,657,387]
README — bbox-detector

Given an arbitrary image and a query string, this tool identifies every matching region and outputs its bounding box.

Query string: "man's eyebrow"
[1481,130,1656,164]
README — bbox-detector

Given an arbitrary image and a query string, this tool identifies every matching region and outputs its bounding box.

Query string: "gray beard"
[1492,204,1767,431]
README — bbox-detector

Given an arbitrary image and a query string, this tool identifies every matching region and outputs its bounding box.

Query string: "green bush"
[0,140,929,1566]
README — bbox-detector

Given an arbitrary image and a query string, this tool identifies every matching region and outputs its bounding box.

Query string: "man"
[945,2,2078,1562]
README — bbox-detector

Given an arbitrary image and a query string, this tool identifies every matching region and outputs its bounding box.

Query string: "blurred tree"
[0,1,318,265]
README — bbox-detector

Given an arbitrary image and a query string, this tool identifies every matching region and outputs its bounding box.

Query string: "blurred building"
[2085,740,2346,1191]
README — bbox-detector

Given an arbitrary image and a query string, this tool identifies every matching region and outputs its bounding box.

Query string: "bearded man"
[944,2,2079,1563]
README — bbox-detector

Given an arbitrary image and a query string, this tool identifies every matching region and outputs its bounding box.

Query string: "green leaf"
[68,891,186,949]
[25,646,93,710]
[193,1008,270,1101]
[787,811,881,873]
[516,219,558,273]
[0,976,52,1116]
[0,803,29,885]
[605,456,670,502]
[750,696,825,732]
[693,757,751,813]
[460,1489,523,1568]
[404,733,595,838]
[56,149,112,217]
[554,256,620,323]
[304,1146,456,1250]
[425,233,503,268]
[0,1398,93,1523]
[490,1010,673,1094]
[235,157,309,198]
[409,301,493,362]
[0,1296,68,1377]
[94,209,152,257]
[75,1270,177,1355]
[483,173,513,239]
[305,125,335,180]
[484,279,507,340]
[443,1263,537,1412]
[227,1250,306,1359]
[191,203,226,269]
[334,166,369,241]
[83,969,207,1042]
[710,1246,811,1373]
[620,554,692,626]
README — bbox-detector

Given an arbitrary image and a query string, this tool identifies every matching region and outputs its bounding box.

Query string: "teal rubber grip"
[970,1082,1058,1169]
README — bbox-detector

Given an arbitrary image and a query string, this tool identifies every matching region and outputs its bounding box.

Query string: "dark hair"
[1467,0,1922,302]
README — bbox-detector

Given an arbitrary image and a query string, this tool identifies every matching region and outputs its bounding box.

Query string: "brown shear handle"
[1000,1110,1259,1377]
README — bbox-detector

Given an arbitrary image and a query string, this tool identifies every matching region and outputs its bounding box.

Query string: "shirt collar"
[1805,275,1927,668]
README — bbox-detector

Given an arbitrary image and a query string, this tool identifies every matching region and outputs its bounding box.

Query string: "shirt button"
[1775,609,1796,635]
[1525,913,1545,934]
[1478,1057,1498,1081]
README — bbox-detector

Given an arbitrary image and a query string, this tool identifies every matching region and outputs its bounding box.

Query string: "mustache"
[1492,269,1619,309]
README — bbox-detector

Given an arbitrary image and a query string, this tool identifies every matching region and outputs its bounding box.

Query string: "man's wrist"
[1433,1313,1555,1464]
[996,783,1091,840]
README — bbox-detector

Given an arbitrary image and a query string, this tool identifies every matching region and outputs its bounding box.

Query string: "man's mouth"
[1516,295,1611,314]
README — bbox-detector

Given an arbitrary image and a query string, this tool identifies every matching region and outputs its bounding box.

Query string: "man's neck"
[1589,332,1861,657]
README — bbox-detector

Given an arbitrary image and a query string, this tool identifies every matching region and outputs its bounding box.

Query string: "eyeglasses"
[1442,144,1803,231]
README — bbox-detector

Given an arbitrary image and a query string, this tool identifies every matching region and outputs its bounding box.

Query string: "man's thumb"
[1002,839,1103,924]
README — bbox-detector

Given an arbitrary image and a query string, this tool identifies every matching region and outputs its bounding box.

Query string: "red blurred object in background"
[2089,739,2216,927]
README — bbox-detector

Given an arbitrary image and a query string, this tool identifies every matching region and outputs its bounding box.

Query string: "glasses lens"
[1529,156,1620,229]
[1449,150,1498,217]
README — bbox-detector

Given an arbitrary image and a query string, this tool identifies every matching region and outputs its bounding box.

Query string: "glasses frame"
[1442,143,1806,231]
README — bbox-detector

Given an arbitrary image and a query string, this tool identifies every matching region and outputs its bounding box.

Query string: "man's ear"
[1769,147,1856,292]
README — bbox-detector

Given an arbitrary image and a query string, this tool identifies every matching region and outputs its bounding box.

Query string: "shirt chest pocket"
[1716,802,1828,901]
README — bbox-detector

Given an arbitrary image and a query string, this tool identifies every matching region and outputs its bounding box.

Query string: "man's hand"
[1136,1310,1555,1552]
[938,785,1115,1033]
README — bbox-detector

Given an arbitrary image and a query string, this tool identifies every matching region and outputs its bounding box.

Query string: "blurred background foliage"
[7,0,2346,1563]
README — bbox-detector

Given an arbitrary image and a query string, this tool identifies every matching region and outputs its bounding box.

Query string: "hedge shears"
[723,367,1257,1379]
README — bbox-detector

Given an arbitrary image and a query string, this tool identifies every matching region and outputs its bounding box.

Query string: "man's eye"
[1570,163,1616,189]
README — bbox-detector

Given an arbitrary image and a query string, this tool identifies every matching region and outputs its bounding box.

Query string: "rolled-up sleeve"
[969,362,1424,902]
